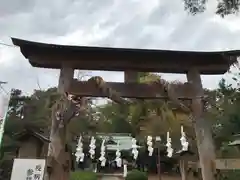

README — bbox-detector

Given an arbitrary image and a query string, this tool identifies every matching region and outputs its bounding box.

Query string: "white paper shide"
[131,138,138,160]
[180,126,189,151]
[75,136,84,162]
[123,164,128,177]
[166,132,173,158]
[115,141,122,167]
[147,136,154,156]
[99,139,106,167]
[89,137,96,159]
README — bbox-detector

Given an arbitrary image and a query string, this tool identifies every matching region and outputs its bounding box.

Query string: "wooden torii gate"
[12,37,239,180]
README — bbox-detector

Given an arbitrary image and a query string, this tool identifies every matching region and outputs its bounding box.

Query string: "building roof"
[228,140,240,146]
[11,38,240,74]
[228,134,240,146]
[97,133,137,151]
[14,129,50,143]
[175,149,195,156]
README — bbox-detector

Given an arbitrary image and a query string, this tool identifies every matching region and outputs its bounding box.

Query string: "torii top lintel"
[11,37,239,74]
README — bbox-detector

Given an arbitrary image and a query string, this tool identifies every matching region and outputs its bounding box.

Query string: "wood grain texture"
[187,69,216,180]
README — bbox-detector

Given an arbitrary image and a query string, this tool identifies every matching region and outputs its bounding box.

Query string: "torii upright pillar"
[46,66,75,180]
[187,68,216,180]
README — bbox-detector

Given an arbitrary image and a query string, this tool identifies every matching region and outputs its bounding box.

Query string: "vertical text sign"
[10,159,46,180]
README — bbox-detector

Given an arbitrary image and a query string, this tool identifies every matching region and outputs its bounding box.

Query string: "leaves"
[183,0,240,17]
[209,73,240,152]
[95,73,194,150]
[216,0,240,17]
[184,0,207,15]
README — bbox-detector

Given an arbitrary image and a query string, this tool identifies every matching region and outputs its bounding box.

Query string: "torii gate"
[12,37,239,180]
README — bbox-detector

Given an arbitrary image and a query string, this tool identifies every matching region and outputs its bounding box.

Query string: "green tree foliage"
[96,73,195,150]
[206,69,240,158]
[70,171,97,180]
[95,103,132,134]
[0,87,96,179]
[219,170,240,180]
[125,170,148,180]
[212,79,240,144]
[183,0,240,17]
[0,88,55,179]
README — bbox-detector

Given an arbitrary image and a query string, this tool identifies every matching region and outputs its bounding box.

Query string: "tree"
[183,0,240,17]
[0,89,54,179]
[96,73,195,150]
[0,87,93,180]
[210,76,240,152]
[96,102,132,133]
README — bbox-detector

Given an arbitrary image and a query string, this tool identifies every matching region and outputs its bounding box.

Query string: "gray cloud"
[0,0,239,95]
[0,0,34,16]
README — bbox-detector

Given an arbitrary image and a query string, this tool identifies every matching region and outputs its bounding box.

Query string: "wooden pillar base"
[180,159,188,180]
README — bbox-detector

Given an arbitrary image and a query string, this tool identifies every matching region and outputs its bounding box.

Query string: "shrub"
[125,170,148,180]
[218,170,240,180]
[70,171,97,180]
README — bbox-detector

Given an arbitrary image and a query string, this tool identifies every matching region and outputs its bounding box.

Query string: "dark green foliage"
[211,77,240,153]
[184,0,207,15]
[0,88,60,179]
[70,171,97,180]
[0,159,13,180]
[218,170,240,180]
[125,170,148,180]
[216,0,240,17]
[183,0,240,17]
[96,103,132,134]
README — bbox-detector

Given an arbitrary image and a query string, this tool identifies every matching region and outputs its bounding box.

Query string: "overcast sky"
[0,0,239,95]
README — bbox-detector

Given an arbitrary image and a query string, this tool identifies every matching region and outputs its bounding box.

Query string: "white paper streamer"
[180,126,189,151]
[131,138,139,160]
[89,137,96,159]
[115,141,122,167]
[123,164,128,177]
[75,136,85,162]
[147,136,154,156]
[166,132,173,158]
[99,139,106,167]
